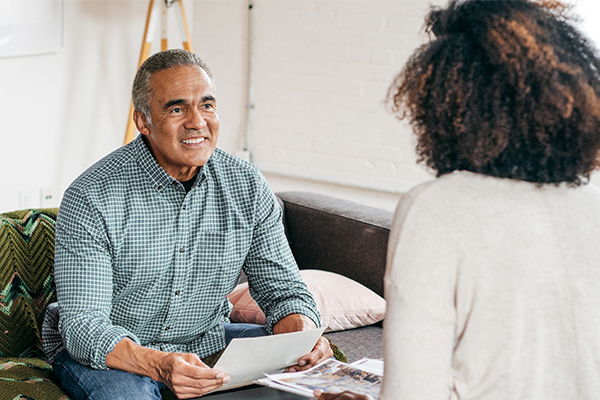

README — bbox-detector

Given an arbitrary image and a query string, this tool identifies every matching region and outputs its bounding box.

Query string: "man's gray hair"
[132,49,214,123]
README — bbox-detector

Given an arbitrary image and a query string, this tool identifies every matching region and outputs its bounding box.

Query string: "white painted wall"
[0,0,192,213]
[0,1,143,212]
[2,0,600,214]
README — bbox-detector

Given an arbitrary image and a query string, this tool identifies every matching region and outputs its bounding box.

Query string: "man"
[42,49,331,400]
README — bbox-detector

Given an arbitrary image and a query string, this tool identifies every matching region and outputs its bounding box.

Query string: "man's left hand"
[273,314,333,372]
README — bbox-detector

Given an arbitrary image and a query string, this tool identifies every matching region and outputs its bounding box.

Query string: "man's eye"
[203,103,215,109]
[171,107,182,113]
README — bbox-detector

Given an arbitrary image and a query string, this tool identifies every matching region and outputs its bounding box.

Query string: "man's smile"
[181,137,206,144]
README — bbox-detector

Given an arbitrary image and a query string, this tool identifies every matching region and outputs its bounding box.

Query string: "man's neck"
[180,171,199,193]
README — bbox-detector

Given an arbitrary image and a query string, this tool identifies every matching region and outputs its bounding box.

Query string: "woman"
[317,0,600,399]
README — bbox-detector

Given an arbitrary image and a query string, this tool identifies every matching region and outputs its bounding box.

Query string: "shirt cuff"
[266,302,322,334]
[91,327,141,370]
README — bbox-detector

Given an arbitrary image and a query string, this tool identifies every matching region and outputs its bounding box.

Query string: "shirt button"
[157,185,163,190]
[175,290,180,295]
[182,205,186,210]
[151,341,156,345]
[179,248,184,253]
[165,327,170,331]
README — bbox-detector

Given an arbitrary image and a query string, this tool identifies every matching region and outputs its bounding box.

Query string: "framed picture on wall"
[0,0,63,58]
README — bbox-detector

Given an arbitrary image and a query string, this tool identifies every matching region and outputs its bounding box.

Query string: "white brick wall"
[246,0,444,193]
[193,0,444,205]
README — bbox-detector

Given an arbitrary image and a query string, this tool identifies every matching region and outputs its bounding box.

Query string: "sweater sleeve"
[379,184,457,400]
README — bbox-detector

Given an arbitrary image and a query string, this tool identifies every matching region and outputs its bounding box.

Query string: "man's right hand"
[154,351,230,398]
[106,338,230,399]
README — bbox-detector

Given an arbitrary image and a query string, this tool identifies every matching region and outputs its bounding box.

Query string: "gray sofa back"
[276,191,394,298]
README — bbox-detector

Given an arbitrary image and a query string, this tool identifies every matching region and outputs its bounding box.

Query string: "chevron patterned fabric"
[0,208,69,399]
[0,357,68,400]
[0,209,58,358]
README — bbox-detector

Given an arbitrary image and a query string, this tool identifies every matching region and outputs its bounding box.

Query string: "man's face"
[134,65,219,181]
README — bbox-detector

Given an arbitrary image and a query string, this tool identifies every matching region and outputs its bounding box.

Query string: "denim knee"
[53,350,164,400]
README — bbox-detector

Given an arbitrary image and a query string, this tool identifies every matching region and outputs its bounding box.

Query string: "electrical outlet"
[18,190,36,209]
[40,187,54,208]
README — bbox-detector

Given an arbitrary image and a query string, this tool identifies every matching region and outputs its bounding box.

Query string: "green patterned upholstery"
[0,357,68,400]
[0,208,69,399]
[0,209,58,357]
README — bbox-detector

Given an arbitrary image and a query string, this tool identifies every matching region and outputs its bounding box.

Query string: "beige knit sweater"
[381,171,600,400]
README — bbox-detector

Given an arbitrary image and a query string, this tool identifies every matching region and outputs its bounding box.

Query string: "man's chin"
[192,151,215,167]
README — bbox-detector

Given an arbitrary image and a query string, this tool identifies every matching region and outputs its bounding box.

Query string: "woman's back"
[316,2,600,400]
[382,171,600,400]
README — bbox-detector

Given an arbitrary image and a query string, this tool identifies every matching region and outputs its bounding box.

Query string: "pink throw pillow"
[228,281,267,325]
[228,270,386,332]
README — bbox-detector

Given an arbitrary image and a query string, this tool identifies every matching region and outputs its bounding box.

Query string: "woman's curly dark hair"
[387,0,600,185]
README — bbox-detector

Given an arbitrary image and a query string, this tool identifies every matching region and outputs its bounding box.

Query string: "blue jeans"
[53,323,267,400]
[223,322,267,345]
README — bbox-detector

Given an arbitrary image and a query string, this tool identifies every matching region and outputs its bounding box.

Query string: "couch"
[0,191,394,399]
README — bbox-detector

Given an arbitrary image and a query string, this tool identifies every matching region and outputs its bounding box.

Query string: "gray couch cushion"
[276,191,393,297]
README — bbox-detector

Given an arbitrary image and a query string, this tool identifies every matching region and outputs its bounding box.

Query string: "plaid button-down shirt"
[47,135,320,370]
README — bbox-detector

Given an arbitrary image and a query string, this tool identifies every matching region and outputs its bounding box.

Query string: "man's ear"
[133,110,151,136]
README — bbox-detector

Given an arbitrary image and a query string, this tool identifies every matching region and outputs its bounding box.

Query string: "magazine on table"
[256,358,384,399]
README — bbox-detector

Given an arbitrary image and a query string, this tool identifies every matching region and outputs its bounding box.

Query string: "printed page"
[212,327,326,391]
[261,359,382,398]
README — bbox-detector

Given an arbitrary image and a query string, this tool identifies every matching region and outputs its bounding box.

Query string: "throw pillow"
[229,270,386,332]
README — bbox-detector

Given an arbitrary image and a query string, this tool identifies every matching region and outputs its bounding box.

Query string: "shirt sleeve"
[379,184,457,400]
[54,187,140,370]
[243,176,321,333]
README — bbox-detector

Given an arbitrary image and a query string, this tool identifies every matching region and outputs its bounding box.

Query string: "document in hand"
[256,358,383,399]
[212,327,326,391]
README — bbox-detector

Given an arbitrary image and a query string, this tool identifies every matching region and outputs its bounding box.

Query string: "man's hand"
[273,314,334,372]
[153,351,229,398]
[314,389,371,400]
[106,338,230,399]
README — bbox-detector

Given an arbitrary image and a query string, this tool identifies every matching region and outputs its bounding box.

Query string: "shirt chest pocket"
[191,229,253,294]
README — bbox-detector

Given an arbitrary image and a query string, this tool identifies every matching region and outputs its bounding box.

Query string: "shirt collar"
[132,134,209,192]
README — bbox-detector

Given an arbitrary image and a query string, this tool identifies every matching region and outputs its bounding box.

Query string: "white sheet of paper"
[212,327,326,391]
